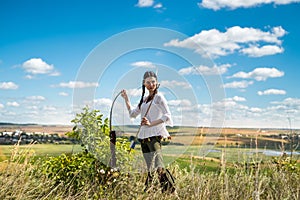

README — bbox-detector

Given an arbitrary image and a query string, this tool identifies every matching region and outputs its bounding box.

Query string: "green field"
[0,144,82,162]
[1,143,299,170]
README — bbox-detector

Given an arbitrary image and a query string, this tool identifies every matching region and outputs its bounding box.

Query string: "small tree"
[67,106,133,167]
[42,107,133,193]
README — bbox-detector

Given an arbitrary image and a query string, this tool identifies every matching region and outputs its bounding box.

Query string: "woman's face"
[144,77,157,92]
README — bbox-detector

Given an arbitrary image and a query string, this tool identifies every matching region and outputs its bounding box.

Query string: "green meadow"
[1,114,299,200]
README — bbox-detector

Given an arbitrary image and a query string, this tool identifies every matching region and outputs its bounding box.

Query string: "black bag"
[160,168,176,193]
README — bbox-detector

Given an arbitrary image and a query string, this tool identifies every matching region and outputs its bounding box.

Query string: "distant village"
[0,129,79,145]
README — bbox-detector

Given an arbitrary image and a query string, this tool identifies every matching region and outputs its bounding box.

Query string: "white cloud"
[179,63,231,75]
[127,88,144,97]
[21,106,73,125]
[6,111,16,116]
[7,101,20,107]
[249,107,262,113]
[199,0,300,11]
[232,96,246,102]
[26,105,38,110]
[22,58,59,76]
[223,80,254,88]
[258,89,286,95]
[271,97,300,107]
[214,98,237,109]
[0,103,4,109]
[59,92,69,96]
[154,3,163,8]
[240,45,284,57]
[136,0,164,10]
[0,82,18,90]
[168,99,192,107]
[164,26,287,58]
[131,61,156,68]
[230,67,284,81]
[26,110,39,115]
[167,100,202,126]
[53,81,99,89]
[92,98,113,119]
[49,71,61,76]
[136,0,154,7]
[26,96,46,101]
[93,98,112,107]
[25,75,35,79]
[160,80,192,89]
[268,98,300,121]
[43,106,57,111]
[165,96,300,128]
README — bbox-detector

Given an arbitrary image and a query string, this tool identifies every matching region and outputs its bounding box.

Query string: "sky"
[1,0,300,129]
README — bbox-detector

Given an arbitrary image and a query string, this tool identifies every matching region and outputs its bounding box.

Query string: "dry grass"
[0,142,299,200]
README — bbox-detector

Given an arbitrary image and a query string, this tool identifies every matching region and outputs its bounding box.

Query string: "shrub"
[41,151,119,193]
[272,154,300,173]
[42,107,133,193]
[66,106,133,167]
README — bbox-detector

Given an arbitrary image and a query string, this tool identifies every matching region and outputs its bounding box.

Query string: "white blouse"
[128,93,173,139]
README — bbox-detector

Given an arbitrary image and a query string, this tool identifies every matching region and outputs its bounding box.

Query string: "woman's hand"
[141,118,163,127]
[141,117,151,126]
[121,89,128,100]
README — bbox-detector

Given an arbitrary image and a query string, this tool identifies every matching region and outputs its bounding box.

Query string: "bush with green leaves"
[42,151,116,192]
[67,106,133,166]
[272,154,300,173]
[42,107,133,192]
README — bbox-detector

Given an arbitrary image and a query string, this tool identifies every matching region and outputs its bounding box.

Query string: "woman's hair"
[138,71,158,109]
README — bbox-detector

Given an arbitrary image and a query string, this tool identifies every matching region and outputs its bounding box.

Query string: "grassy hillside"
[0,125,299,199]
[0,143,299,199]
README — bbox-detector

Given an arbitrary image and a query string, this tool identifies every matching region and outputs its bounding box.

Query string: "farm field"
[0,124,73,135]
[1,124,300,164]
[1,136,299,169]
[0,144,82,162]
[1,125,300,200]
[1,143,299,166]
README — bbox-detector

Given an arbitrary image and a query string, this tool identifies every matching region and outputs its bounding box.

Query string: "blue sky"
[1,0,300,128]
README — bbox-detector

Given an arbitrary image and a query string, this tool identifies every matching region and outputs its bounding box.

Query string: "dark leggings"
[140,136,176,193]
[140,136,164,172]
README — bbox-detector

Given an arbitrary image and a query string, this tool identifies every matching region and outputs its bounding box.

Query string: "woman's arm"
[121,89,131,111]
[121,89,140,118]
[158,94,173,126]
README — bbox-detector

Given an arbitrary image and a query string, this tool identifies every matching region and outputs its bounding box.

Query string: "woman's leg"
[142,137,176,193]
[141,141,153,191]
[148,136,164,170]
[141,141,152,171]
[148,137,176,194]
[141,137,163,191]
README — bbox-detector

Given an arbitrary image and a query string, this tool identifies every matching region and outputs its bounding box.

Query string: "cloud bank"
[164,26,287,58]
[199,0,300,10]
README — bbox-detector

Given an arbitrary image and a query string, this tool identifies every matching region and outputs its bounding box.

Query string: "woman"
[121,71,176,193]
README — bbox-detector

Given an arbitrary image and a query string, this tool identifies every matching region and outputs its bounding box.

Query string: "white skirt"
[138,123,170,139]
